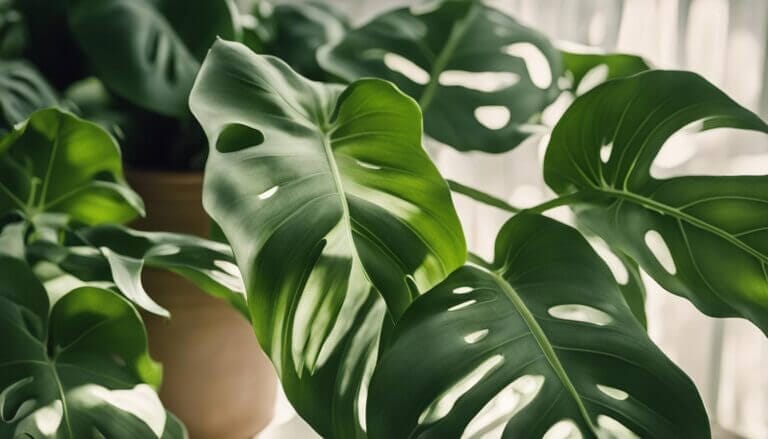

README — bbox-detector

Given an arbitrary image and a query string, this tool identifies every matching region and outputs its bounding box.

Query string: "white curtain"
[259,1,768,437]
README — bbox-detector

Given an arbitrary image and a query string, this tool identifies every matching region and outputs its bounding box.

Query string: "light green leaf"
[0,219,25,259]
[83,225,248,318]
[191,40,466,437]
[561,50,651,95]
[0,108,144,224]
[0,61,57,132]
[27,225,248,318]
[368,214,709,438]
[544,70,768,334]
[0,256,185,438]
[318,0,562,152]
[67,0,239,117]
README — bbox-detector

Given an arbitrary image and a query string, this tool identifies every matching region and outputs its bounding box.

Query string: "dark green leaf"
[613,249,648,327]
[260,1,348,80]
[67,0,239,117]
[0,256,185,438]
[368,214,709,438]
[0,108,144,224]
[0,0,26,57]
[0,61,57,132]
[191,40,466,438]
[544,70,768,334]
[318,0,562,152]
[578,223,648,327]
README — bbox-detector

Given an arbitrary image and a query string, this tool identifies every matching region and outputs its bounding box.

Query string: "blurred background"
[254,1,768,438]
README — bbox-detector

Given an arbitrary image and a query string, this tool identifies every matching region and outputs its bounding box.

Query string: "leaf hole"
[258,185,279,200]
[576,64,609,95]
[644,230,676,275]
[438,70,520,92]
[503,43,552,89]
[543,419,582,439]
[453,286,473,294]
[596,384,629,401]
[216,123,264,153]
[461,375,544,439]
[26,401,63,435]
[418,355,504,425]
[449,299,477,312]
[463,329,489,344]
[588,238,628,285]
[548,304,612,326]
[474,106,510,130]
[383,52,429,85]
[599,142,613,164]
[597,415,639,438]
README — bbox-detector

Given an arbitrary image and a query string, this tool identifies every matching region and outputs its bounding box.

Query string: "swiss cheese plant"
[190,20,767,434]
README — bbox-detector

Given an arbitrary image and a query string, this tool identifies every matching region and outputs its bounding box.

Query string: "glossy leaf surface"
[544,70,768,334]
[0,256,185,438]
[319,0,561,152]
[0,108,143,224]
[368,214,708,438]
[192,40,465,437]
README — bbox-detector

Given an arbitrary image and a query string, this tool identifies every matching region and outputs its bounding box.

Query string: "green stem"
[447,179,521,213]
[521,192,585,214]
[467,251,492,269]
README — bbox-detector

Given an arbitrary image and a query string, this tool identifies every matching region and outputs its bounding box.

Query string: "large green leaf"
[191,40,466,437]
[67,0,239,117]
[544,70,768,334]
[0,62,57,133]
[318,0,562,153]
[368,214,709,438]
[0,256,186,438]
[0,108,144,225]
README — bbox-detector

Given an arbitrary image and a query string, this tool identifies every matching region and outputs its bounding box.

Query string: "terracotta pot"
[127,170,277,439]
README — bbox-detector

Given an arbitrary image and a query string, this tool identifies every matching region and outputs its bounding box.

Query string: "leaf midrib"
[598,187,768,264]
[417,4,478,110]
[488,269,597,433]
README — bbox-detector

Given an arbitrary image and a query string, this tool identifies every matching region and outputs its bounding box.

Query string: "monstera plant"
[189,17,767,439]
[0,107,247,437]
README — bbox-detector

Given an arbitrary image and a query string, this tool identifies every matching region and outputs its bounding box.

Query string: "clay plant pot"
[127,170,277,439]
